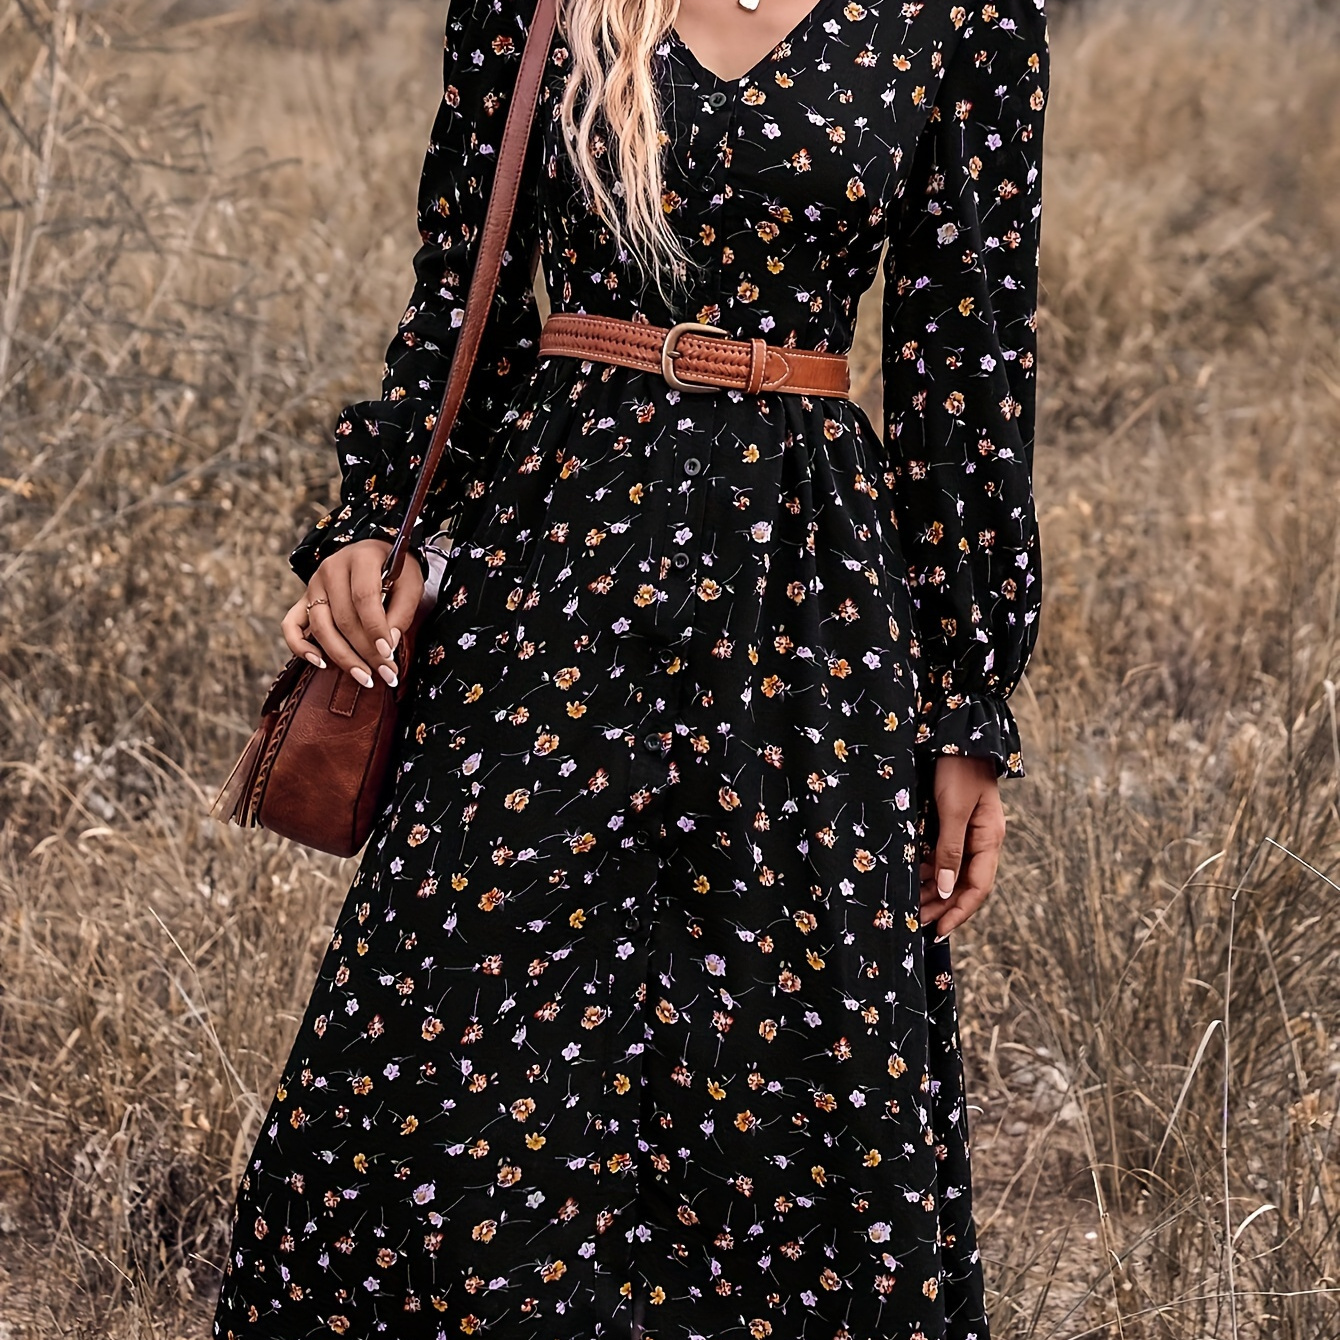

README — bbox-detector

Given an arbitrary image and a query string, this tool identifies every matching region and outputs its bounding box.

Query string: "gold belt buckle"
[660,321,729,392]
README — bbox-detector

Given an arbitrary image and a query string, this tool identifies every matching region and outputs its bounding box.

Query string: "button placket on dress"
[599,664,690,1305]
[591,543,689,1317]
[590,59,744,1322]
[589,873,661,1324]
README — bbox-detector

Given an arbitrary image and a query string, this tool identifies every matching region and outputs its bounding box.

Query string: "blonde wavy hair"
[556,0,697,303]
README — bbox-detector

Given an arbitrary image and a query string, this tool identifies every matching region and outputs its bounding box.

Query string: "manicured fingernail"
[377,664,399,688]
[351,667,374,689]
[376,638,393,660]
[305,653,327,669]
[936,868,955,898]
[934,933,949,943]
[390,627,402,650]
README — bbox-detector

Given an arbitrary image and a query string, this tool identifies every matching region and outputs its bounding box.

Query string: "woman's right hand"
[281,539,425,689]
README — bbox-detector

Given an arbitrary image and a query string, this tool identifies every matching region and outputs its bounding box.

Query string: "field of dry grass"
[2,0,1338,1335]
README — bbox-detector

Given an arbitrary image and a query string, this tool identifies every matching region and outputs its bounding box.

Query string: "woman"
[212,0,1047,1336]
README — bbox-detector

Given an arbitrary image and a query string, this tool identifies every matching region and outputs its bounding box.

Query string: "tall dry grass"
[1,0,1338,1335]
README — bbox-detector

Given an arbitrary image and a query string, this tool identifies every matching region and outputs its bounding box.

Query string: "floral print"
[213,2,1048,1339]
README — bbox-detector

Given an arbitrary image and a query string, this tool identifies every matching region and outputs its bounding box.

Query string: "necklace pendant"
[738,0,761,10]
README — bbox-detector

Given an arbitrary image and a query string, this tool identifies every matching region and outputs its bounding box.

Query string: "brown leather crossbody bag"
[211,0,558,857]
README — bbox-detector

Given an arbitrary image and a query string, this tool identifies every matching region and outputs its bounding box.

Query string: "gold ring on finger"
[305,596,330,612]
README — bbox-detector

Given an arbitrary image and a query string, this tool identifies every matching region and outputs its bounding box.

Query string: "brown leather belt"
[538,311,850,399]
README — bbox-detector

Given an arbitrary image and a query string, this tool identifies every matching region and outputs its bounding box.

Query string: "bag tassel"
[210,722,267,827]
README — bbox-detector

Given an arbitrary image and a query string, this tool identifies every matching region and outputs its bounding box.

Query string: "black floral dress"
[212,2,1048,1338]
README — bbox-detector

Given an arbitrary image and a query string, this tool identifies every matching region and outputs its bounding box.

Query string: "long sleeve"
[881,0,1049,779]
[290,0,547,585]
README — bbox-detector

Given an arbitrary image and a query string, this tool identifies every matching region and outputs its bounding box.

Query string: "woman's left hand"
[919,756,1006,938]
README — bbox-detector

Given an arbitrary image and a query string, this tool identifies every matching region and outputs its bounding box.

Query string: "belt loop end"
[746,338,767,396]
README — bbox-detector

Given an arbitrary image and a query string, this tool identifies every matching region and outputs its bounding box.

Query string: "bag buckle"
[660,321,729,392]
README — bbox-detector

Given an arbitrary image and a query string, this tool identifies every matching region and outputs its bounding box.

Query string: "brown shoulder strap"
[383,0,558,587]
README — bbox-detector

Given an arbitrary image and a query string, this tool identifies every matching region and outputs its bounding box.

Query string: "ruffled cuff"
[289,499,395,586]
[291,391,512,586]
[289,497,435,586]
[914,686,1026,780]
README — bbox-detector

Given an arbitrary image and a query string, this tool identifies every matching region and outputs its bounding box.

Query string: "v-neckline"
[668,0,833,87]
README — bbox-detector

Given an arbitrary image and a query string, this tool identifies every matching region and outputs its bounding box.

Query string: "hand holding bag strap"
[382,0,559,589]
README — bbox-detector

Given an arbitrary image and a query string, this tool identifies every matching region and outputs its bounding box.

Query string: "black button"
[672,551,691,571]
[624,912,642,933]
[707,90,728,111]
[643,732,664,754]
[683,457,702,477]
[633,831,649,849]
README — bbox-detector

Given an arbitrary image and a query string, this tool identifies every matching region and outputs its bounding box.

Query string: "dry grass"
[1,0,1338,1335]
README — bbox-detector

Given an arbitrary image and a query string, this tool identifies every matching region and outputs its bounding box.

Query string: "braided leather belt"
[539,311,850,399]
